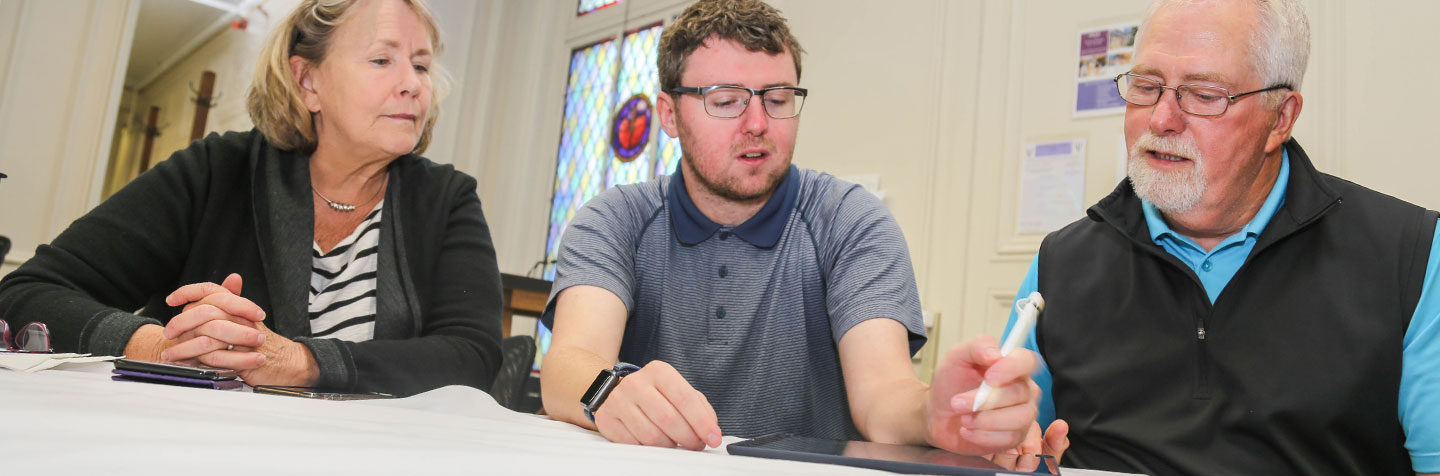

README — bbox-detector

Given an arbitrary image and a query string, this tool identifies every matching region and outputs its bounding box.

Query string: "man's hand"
[925,335,1040,455]
[592,360,723,451]
[990,419,1070,471]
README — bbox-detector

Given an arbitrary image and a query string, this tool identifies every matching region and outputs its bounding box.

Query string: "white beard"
[1128,132,1206,214]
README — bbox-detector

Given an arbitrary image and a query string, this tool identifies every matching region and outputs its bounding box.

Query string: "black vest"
[1036,140,1436,475]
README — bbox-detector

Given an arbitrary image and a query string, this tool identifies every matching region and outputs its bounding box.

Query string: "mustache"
[1131,132,1203,161]
[731,139,774,154]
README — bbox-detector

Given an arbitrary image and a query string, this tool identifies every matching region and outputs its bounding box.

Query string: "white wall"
[0,0,138,276]
[431,1,569,278]
[1319,2,1440,209]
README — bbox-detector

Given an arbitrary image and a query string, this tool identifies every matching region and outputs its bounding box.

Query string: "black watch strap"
[581,362,640,422]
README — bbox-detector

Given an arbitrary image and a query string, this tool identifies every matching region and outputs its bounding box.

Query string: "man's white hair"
[1138,0,1310,109]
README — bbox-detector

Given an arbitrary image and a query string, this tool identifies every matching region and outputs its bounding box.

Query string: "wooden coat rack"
[189,70,217,141]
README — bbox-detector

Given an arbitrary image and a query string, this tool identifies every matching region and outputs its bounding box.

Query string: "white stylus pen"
[971,291,1045,412]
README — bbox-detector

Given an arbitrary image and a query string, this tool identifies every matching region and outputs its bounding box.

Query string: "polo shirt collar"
[1142,148,1291,245]
[667,165,799,248]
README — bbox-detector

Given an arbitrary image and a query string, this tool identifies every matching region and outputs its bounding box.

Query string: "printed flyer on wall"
[1017,139,1086,235]
[1074,21,1139,118]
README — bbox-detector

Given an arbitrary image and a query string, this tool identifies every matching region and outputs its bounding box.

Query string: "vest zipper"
[1195,314,1212,399]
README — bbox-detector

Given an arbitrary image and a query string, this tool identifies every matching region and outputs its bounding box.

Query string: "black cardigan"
[0,130,504,396]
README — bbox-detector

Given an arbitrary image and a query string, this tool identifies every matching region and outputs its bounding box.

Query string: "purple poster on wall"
[1075,22,1139,118]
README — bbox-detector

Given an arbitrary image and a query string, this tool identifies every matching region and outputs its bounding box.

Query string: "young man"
[540,0,1065,462]
[1007,0,1440,474]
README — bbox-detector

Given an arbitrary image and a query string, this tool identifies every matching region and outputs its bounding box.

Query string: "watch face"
[581,369,618,411]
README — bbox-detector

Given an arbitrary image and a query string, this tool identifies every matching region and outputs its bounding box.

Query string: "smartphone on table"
[112,358,243,390]
[252,385,395,400]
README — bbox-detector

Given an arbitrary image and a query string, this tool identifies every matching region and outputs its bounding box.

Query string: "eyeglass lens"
[17,322,50,352]
[703,88,805,119]
[1117,75,1231,116]
[0,320,51,353]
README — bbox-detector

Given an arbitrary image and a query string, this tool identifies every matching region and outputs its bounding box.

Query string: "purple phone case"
[112,369,245,390]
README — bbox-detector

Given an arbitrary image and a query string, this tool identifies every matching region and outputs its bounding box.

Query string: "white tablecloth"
[1,363,1137,475]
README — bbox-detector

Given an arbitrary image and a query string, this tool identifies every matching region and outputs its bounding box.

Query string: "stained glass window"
[539,23,679,362]
[606,25,679,188]
[546,38,619,282]
[577,0,620,16]
[545,23,676,282]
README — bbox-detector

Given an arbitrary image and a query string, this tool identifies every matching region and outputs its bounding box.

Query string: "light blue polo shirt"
[1003,150,1440,471]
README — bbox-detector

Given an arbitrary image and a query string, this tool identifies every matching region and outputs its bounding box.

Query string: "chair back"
[490,335,536,412]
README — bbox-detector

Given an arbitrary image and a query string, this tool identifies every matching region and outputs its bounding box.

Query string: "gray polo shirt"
[542,165,925,440]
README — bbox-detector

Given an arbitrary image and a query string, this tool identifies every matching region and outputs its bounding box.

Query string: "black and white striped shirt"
[308,201,382,342]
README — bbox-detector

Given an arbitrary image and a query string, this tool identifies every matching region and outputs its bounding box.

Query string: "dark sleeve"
[0,142,211,355]
[302,172,504,396]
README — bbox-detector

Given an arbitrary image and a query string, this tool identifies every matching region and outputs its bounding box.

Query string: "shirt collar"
[667,165,799,248]
[1142,148,1291,244]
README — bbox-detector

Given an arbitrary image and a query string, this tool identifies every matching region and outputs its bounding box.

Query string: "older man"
[1005,0,1440,474]
[540,0,1065,464]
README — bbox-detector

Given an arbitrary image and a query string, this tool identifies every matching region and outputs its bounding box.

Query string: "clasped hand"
[149,273,310,385]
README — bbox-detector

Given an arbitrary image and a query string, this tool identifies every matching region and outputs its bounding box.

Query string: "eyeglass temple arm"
[1228,84,1293,101]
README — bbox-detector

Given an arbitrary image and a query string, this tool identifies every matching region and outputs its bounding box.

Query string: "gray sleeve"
[80,310,163,356]
[296,337,355,389]
[540,186,654,329]
[817,186,927,355]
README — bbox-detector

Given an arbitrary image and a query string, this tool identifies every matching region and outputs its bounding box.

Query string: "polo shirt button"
[1201,261,1213,272]
[719,266,728,278]
[715,307,726,319]
[719,231,730,240]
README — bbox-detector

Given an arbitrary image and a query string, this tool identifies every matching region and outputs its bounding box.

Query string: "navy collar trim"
[667,165,799,248]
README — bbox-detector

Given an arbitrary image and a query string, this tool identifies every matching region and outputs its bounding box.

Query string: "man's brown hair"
[658,0,805,95]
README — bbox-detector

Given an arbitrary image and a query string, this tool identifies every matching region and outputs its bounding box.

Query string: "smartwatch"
[580,362,640,422]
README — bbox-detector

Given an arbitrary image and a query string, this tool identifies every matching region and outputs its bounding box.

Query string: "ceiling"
[124,0,246,89]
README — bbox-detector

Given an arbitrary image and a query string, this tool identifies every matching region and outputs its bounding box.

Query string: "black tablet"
[727,433,1061,476]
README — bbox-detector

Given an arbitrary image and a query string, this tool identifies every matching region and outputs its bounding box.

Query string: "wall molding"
[987,289,1018,335]
[992,0,1042,260]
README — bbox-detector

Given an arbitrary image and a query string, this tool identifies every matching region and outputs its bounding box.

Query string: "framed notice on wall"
[1074,21,1139,118]
[1017,139,1087,235]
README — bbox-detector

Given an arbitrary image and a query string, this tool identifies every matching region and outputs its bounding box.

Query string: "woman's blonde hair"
[246,0,450,154]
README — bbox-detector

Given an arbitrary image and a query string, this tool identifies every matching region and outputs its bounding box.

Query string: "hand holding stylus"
[973,292,1045,412]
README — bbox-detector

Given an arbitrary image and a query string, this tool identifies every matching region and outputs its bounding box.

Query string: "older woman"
[0,0,501,396]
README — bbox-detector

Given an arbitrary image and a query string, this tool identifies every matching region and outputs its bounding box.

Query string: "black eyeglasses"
[669,85,808,119]
[1114,72,1291,117]
[1,319,52,353]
